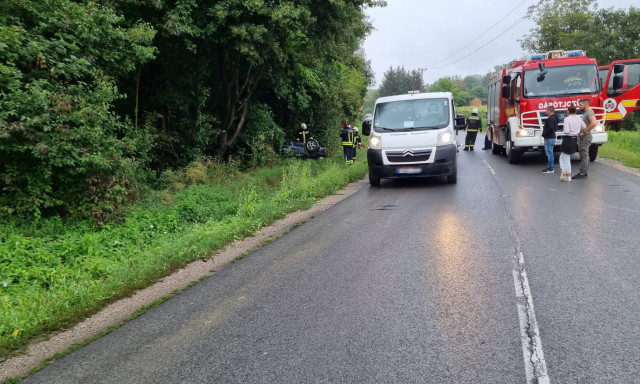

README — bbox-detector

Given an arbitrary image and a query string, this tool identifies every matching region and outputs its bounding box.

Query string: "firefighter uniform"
[297,123,313,144]
[352,127,362,160]
[464,109,482,151]
[340,123,354,164]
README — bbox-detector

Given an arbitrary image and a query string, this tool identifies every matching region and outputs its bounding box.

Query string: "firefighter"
[296,123,313,144]
[464,108,482,151]
[340,122,354,164]
[352,127,363,160]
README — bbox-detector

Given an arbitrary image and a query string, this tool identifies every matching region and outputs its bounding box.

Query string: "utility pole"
[416,67,427,92]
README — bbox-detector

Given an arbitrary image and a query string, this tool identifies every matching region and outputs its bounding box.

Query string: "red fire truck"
[598,58,640,121]
[487,50,640,163]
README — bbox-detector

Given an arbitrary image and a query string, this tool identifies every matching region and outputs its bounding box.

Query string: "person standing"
[296,123,313,144]
[464,108,482,151]
[559,104,585,181]
[340,122,354,164]
[574,98,597,179]
[352,127,362,160]
[541,106,559,173]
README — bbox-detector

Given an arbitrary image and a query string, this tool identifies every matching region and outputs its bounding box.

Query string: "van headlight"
[369,134,382,148]
[593,124,605,133]
[516,129,535,137]
[438,131,453,145]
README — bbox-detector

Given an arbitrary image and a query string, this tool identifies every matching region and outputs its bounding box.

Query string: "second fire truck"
[487,50,640,163]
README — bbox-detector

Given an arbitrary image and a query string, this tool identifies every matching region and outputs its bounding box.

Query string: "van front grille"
[386,149,432,163]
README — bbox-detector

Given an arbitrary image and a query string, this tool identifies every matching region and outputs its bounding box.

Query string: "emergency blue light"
[566,51,584,57]
[530,54,545,60]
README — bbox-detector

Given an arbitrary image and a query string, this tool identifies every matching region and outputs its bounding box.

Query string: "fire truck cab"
[598,59,640,121]
[488,50,606,163]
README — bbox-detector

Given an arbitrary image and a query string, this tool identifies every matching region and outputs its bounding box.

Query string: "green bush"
[0,0,155,220]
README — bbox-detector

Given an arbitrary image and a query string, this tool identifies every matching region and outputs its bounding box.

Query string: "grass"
[599,130,640,168]
[0,152,368,359]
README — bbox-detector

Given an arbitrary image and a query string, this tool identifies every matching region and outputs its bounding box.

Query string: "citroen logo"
[403,150,414,157]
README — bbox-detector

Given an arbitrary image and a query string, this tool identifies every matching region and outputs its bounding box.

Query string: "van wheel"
[369,173,381,187]
[446,163,457,184]
[589,145,599,162]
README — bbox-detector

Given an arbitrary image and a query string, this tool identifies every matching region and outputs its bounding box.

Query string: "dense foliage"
[0,0,383,219]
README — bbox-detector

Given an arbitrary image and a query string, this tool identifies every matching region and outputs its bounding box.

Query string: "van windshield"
[373,98,450,131]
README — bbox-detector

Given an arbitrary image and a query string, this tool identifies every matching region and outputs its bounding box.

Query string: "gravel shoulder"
[0,179,369,381]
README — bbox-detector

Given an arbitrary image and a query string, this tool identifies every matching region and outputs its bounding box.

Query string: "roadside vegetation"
[0,154,368,358]
[600,129,640,168]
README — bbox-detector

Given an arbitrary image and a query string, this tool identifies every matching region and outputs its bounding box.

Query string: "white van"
[361,92,465,186]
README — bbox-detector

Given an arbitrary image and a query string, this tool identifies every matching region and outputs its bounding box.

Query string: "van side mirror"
[361,120,371,136]
[455,114,466,130]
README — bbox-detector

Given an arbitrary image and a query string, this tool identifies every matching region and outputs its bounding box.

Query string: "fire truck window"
[607,63,640,95]
[523,64,598,98]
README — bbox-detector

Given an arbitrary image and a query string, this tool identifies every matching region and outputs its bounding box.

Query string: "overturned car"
[281,139,327,159]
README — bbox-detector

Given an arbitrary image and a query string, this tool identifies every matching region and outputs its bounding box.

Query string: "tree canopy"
[0,0,384,220]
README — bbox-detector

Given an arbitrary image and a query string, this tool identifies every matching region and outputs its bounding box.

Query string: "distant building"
[469,98,483,107]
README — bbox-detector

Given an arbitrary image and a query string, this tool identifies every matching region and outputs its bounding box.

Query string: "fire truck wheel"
[491,140,502,155]
[589,145,598,162]
[506,140,522,164]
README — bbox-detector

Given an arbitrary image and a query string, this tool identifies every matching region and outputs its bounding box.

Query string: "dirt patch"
[0,179,369,381]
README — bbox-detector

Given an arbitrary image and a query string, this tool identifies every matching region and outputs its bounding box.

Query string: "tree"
[587,6,640,64]
[521,0,598,53]
[0,0,156,218]
[377,66,423,97]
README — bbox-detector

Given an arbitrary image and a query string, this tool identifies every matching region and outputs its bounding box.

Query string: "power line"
[425,0,531,67]
[427,16,526,71]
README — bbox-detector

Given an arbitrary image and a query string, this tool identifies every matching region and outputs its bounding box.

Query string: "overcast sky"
[362,0,638,87]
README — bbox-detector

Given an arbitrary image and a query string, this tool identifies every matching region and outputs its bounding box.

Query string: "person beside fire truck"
[560,104,585,181]
[463,108,482,151]
[575,98,597,179]
[541,106,559,173]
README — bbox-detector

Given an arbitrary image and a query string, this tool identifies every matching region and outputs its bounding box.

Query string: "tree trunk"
[217,57,265,158]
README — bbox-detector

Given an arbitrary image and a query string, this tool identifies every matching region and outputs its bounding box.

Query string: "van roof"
[375,92,453,104]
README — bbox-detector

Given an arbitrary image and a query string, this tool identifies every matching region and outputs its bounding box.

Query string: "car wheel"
[305,139,319,154]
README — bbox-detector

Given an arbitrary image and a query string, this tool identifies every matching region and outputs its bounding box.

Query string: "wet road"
[21,140,640,383]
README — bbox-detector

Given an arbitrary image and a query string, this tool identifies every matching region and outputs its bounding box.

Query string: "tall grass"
[599,130,640,168]
[0,154,368,358]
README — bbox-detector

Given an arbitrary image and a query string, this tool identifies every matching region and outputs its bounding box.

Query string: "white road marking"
[482,159,496,175]
[486,157,550,383]
[513,263,550,384]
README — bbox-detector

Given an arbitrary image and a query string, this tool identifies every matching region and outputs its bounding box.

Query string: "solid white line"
[482,158,496,175]
[513,267,551,384]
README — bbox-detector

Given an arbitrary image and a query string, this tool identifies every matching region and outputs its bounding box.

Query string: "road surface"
[21,142,640,383]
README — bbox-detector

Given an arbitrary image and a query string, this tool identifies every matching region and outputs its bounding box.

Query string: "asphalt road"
[21,137,640,384]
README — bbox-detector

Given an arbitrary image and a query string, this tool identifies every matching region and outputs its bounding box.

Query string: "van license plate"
[396,167,421,174]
